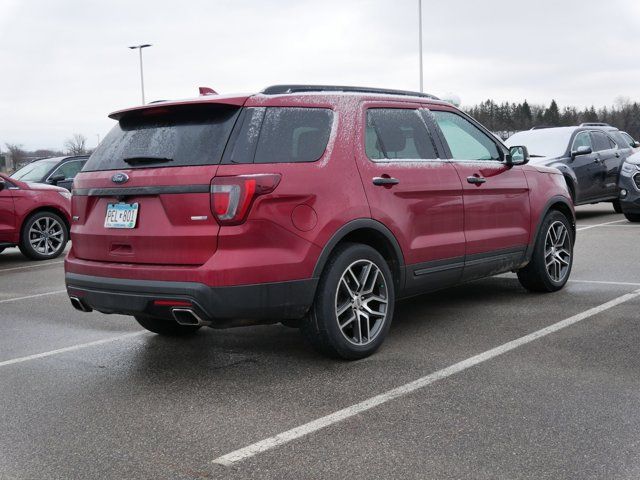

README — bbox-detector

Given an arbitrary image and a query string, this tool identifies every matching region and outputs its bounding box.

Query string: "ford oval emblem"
[111,172,129,184]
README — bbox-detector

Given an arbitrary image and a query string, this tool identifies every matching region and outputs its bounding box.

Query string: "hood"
[527,155,553,165]
[531,164,562,174]
[624,151,640,166]
[25,181,68,193]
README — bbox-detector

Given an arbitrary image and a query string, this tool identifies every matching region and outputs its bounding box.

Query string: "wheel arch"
[525,195,576,262]
[20,206,71,241]
[312,219,405,292]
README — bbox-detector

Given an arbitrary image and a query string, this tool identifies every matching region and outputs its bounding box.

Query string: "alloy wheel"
[544,221,571,282]
[28,216,64,256]
[334,259,388,346]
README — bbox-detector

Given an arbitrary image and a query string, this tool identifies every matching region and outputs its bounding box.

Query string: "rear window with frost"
[84,105,241,171]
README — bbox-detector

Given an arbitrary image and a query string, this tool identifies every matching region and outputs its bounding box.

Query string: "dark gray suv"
[619,152,640,221]
[507,124,633,212]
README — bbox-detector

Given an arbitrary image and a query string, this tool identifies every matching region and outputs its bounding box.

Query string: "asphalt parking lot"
[1,203,639,480]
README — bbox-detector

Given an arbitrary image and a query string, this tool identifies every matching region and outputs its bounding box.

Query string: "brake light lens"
[210,174,281,225]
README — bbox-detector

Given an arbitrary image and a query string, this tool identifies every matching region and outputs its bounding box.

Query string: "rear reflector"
[153,300,193,307]
[210,174,280,225]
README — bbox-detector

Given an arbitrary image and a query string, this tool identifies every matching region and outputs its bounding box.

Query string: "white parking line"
[593,224,640,228]
[576,219,627,231]
[0,260,64,273]
[570,279,640,287]
[0,332,146,368]
[0,290,66,304]
[212,289,640,466]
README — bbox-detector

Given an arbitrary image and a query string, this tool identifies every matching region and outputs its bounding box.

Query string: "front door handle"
[467,176,486,185]
[372,177,400,186]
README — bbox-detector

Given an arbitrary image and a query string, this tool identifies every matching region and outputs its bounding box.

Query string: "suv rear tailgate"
[71,102,242,266]
[72,167,219,266]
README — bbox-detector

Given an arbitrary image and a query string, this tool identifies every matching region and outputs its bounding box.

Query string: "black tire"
[134,315,201,336]
[517,210,573,293]
[280,319,301,328]
[301,243,395,360]
[19,211,69,260]
[613,199,623,214]
[624,211,640,222]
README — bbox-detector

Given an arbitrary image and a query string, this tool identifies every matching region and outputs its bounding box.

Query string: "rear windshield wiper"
[529,154,546,158]
[123,156,173,165]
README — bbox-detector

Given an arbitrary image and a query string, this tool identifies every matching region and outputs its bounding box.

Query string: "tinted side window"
[432,111,500,161]
[223,108,266,164]
[254,107,333,164]
[591,131,612,152]
[52,161,84,179]
[365,109,438,160]
[572,131,592,150]
[621,132,636,147]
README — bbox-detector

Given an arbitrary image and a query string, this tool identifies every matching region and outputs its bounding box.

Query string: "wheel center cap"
[354,296,363,309]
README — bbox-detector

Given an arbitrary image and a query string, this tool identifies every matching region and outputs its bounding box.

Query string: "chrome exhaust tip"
[171,308,209,326]
[69,296,92,313]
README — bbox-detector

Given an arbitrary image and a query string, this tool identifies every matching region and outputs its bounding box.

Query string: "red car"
[0,173,71,260]
[65,85,575,359]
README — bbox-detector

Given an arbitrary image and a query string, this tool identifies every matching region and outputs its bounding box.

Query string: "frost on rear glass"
[84,106,241,171]
[506,128,574,159]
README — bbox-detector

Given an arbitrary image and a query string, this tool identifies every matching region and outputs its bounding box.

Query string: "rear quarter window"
[253,107,333,164]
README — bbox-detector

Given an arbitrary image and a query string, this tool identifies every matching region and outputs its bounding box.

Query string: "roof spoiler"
[199,87,218,96]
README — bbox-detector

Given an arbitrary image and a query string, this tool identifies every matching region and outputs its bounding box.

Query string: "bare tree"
[64,134,87,155]
[5,143,26,170]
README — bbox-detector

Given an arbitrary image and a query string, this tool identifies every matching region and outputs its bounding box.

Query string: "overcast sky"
[2,0,640,150]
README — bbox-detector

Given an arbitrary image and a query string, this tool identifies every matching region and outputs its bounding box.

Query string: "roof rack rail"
[580,122,611,127]
[261,84,439,100]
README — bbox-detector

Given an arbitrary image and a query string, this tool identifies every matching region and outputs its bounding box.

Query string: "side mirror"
[48,173,66,184]
[633,141,640,148]
[571,145,592,159]
[508,145,529,166]
[0,178,5,192]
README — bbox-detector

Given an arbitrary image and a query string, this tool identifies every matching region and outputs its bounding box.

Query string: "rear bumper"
[65,272,317,327]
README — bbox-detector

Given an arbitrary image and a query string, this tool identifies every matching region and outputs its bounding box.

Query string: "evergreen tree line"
[464,99,640,139]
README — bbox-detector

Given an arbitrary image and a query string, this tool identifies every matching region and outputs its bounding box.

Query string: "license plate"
[104,203,139,229]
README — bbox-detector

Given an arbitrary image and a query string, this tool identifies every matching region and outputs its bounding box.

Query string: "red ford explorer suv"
[0,173,71,260]
[65,85,575,359]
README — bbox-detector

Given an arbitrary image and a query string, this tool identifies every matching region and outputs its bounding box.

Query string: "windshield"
[10,159,59,181]
[84,104,241,171]
[506,128,574,158]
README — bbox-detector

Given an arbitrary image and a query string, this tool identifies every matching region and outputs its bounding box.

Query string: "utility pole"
[128,44,152,104]
[418,0,423,93]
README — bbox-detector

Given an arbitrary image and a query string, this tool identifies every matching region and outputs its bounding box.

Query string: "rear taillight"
[210,174,281,225]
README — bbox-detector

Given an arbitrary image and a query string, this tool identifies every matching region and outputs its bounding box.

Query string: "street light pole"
[128,44,152,104]
[418,0,423,93]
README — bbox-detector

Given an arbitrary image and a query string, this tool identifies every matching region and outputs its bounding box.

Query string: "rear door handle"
[466,176,486,185]
[372,177,400,186]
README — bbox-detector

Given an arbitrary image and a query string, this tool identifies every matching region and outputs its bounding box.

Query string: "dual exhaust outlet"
[69,296,210,327]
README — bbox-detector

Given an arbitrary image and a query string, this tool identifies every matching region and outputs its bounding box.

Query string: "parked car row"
[10,155,88,191]
[506,123,639,214]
